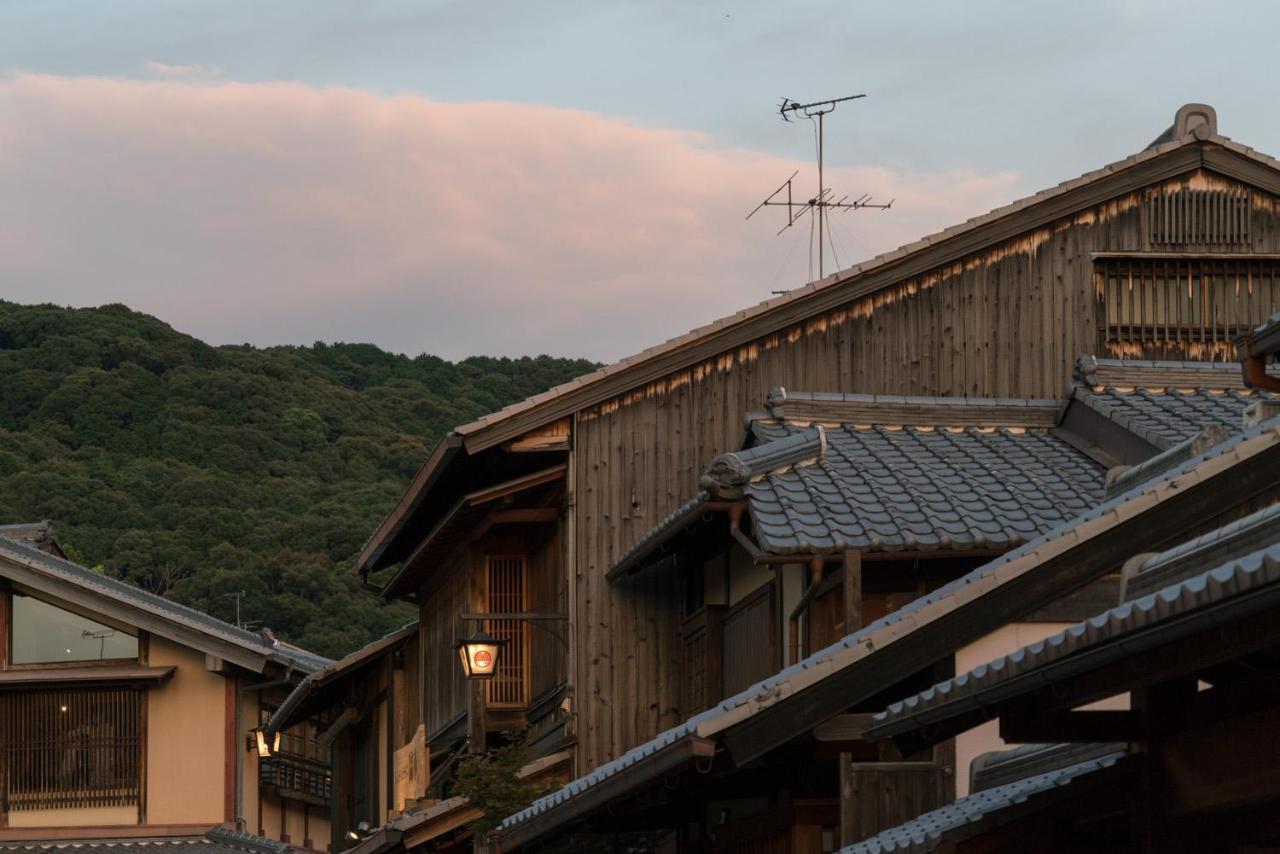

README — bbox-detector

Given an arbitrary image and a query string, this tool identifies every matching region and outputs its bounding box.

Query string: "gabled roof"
[840,748,1129,854]
[0,533,330,675]
[500,416,1280,849]
[264,623,417,737]
[453,113,1280,454]
[363,106,1280,572]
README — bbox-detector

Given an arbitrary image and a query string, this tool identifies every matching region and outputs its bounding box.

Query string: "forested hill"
[0,302,597,658]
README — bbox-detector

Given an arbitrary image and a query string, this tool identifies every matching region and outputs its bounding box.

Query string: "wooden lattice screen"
[486,556,529,708]
[1149,189,1251,246]
[1,687,141,811]
[1098,257,1280,359]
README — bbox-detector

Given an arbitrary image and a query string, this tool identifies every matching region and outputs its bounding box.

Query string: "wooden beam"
[1000,709,1143,744]
[487,507,560,525]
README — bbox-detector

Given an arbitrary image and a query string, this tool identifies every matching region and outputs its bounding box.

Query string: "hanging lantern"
[455,629,506,681]
[254,729,281,758]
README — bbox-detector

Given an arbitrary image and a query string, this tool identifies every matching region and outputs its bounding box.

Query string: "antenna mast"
[747,93,893,279]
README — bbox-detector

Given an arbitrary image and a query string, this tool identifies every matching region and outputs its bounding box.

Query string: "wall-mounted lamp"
[455,629,507,681]
[249,728,281,757]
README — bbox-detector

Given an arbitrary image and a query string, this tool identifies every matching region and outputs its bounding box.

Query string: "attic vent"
[1149,189,1251,246]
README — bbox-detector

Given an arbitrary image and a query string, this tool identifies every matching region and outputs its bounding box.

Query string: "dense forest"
[0,302,596,658]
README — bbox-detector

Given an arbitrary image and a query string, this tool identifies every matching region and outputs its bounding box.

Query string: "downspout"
[236,668,295,832]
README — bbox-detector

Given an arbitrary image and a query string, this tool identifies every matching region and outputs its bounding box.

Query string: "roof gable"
[0,534,330,674]
[456,131,1280,454]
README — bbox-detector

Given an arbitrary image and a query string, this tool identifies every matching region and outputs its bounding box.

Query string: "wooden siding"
[421,557,468,741]
[570,170,1280,771]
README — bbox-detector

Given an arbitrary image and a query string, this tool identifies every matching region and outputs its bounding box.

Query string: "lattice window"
[1149,189,1251,246]
[0,687,140,811]
[485,556,528,708]
[1098,257,1280,359]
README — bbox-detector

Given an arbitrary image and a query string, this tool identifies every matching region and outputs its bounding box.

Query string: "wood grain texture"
[569,171,1280,771]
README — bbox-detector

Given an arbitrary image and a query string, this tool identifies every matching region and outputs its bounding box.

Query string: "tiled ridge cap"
[701,426,826,500]
[1123,501,1280,602]
[1104,424,1232,497]
[763,387,1063,428]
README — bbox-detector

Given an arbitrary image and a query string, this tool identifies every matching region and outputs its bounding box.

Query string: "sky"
[2,0,1279,361]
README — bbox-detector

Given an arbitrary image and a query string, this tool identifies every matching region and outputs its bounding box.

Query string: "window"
[0,687,141,810]
[1097,257,1280,357]
[10,595,138,664]
[485,556,528,708]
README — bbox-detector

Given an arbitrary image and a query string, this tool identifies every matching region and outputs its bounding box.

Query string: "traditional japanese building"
[0,527,332,850]
[350,103,1280,849]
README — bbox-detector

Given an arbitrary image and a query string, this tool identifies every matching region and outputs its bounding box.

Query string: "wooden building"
[351,103,1280,848]
[0,525,332,851]
[493,368,1280,850]
[856,481,1280,852]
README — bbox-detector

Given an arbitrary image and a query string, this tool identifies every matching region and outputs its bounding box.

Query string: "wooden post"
[839,550,862,848]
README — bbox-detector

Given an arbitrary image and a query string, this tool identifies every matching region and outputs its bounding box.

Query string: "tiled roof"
[745,418,1105,554]
[840,750,1128,853]
[0,535,331,675]
[1071,354,1280,450]
[502,417,1280,846]
[870,507,1280,735]
[0,829,291,854]
[1071,386,1268,449]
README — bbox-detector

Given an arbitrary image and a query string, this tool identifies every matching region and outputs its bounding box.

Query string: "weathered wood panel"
[571,171,1280,771]
[420,557,468,741]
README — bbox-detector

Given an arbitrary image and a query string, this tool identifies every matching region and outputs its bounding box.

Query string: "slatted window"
[0,687,140,811]
[1149,189,1251,246]
[486,556,528,708]
[1098,258,1280,359]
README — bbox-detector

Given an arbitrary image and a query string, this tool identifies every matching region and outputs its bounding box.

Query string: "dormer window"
[9,594,138,664]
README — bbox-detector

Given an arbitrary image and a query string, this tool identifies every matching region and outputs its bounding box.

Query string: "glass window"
[10,594,139,664]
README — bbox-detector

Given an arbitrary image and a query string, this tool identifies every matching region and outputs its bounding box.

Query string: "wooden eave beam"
[499,736,716,850]
[359,433,465,572]
[460,143,1216,453]
[0,665,176,688]
[999,709,1142,743]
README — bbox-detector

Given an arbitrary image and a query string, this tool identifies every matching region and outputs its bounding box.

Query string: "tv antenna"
[746,93,893,279]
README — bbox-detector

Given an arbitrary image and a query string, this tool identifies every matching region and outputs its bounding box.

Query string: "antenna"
[747,93,893,279]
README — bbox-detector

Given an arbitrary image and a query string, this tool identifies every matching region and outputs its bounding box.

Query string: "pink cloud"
[0,72,1021,360]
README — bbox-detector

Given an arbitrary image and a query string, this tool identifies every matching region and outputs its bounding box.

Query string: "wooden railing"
[0,687,140,811]
[259,754,332,805]
[722,584,776,697]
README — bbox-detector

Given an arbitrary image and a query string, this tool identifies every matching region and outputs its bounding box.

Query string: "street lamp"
[455,629,507,681]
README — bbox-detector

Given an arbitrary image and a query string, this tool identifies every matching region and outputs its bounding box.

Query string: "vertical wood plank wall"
[571,172,1280,771]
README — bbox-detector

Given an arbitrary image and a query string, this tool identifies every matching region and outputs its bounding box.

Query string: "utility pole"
[747,93,893,280]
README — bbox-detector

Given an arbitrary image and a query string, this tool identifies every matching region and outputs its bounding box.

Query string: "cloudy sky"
[2,1,1279,361]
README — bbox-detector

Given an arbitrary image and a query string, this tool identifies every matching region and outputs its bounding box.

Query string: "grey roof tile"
[746,422,1106,555]
[841,750,1128,853]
